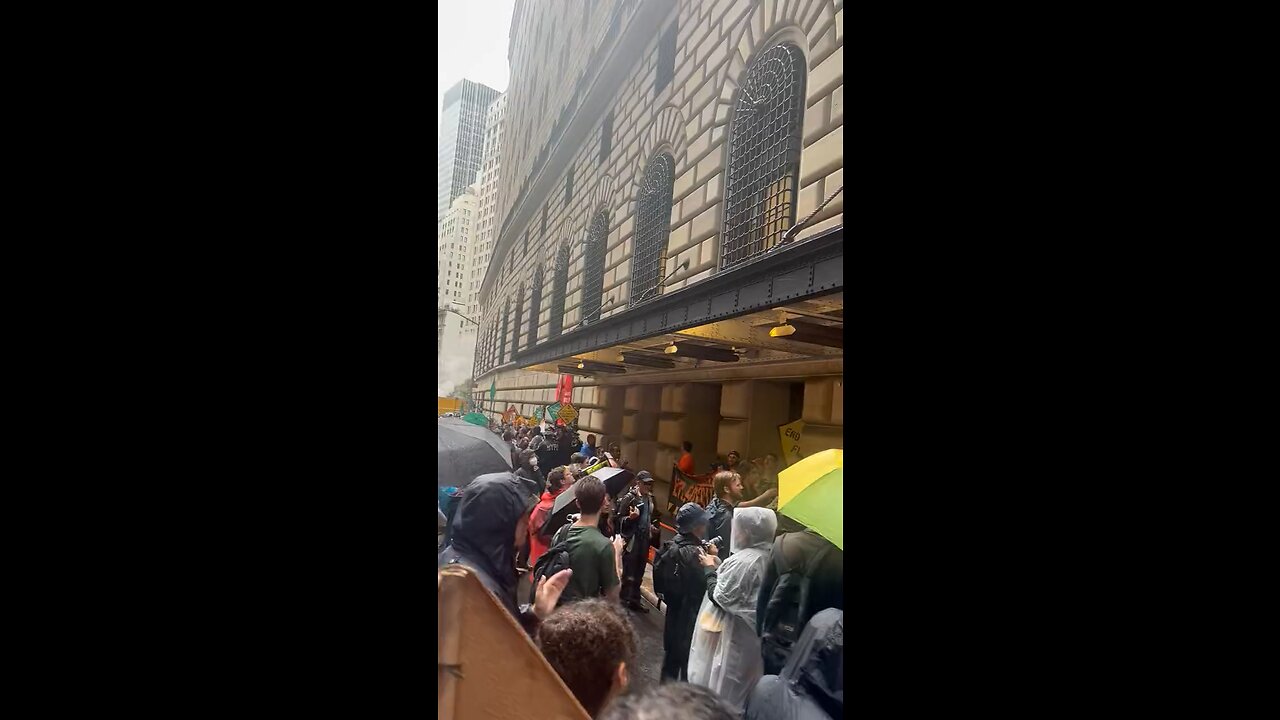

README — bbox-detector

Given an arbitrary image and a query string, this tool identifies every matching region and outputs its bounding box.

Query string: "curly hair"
[537,599,637,717]
[598,682,737,720]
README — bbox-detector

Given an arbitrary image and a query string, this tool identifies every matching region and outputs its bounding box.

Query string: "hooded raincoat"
[687,507,778,712]
[437,473,533,625]
[745,607,844,720]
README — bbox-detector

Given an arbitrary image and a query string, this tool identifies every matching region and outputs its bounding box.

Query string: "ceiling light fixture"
[769,310,796,337]
[577,361,585,369]
[664,342,678,354]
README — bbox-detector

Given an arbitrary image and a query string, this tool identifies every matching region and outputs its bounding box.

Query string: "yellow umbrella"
[777,449,842,550]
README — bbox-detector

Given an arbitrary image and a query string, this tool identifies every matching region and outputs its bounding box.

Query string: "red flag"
[558,374,573,405]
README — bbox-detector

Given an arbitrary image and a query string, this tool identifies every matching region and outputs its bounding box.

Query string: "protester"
[745,608,843,720]
[559,475,624,605]
[515,448,546,496]
[617,471,656,613]
[704,471,742,556]
[599,682,737,720]
[687,507,778,712]
[756,528,843,675]
[528,427,547,451]
[529,466,572,567]
[735,453,779,509]
[677,441,696,475]
[538,598,637,718]
[656,502,719,681]
[580,433,599,459]
[437,472,572,635]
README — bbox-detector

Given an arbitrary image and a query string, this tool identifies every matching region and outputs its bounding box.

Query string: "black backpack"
[760,535,834,675]
[528,533,574,605]
[652,540,686,601]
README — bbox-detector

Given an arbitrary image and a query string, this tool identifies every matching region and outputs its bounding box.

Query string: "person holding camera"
[655,503,721,681]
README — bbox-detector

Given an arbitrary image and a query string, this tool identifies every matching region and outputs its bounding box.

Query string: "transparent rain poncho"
[687,507,778,712]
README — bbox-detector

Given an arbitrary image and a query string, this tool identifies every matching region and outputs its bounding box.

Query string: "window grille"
[720,43,806,270]
[630,154,675,306]
[581,211,609,324]
[549,244,570,338]
[527,265,544,349]
[499,298,510,364]
[512,283,525,357]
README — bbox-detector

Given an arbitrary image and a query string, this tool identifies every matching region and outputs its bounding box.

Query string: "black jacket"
[756,530,843,635]
[514,466,545,496]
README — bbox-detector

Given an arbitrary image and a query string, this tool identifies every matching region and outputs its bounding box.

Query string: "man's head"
[538,599,637,718]
[597,681,736,720]
[636,471,654,496]
[675,502,709,538]
[517,449,538,472]
[763,453,779,471]
[575,475,606,515]
[726,450,741,467]
[503,431,515,443]
[681,441,692,453]
[713,471,743,501]
[570,452,585,466]
[548,466,572,492]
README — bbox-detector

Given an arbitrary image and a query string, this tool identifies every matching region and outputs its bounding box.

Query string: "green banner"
[533,406,544,421]
[489,379,496,401]
[547,402,562,420]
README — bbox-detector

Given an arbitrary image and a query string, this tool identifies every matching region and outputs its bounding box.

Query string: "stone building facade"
[473,0,844,485]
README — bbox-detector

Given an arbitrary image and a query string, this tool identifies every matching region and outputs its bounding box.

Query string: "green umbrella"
[777,449,843,550]
[461,412,488,427]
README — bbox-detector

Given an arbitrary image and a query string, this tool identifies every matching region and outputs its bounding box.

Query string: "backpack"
[652,540,687,601]
[760,534,834,675]
[528,533,574,605]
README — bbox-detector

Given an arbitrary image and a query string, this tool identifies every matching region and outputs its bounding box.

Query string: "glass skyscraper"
[438,79,500,223]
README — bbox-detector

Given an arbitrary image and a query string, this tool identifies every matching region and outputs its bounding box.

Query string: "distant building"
[438,79,500,223]
[438,186,480,358]
[473,0,845,478]
[468,95,508,329]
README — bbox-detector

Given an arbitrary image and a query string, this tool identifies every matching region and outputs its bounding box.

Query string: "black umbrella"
[546,467,636,536]
[440,417,513,465]
[438,420,513,489]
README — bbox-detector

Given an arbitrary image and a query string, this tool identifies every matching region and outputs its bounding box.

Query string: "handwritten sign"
[778,419,805,466]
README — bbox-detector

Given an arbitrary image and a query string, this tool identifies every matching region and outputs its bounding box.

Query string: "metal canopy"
[512,225,843,368]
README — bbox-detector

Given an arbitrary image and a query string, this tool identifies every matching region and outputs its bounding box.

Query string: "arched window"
[630,153,675,306]
[526,264,544,349]
[549,244,570,338]
[581,211,609,324]
[721,43,806,270]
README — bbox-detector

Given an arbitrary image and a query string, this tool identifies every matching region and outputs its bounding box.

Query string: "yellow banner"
[778,419,805,466]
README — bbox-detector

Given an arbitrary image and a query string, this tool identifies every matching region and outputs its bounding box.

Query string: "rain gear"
[745,608,844,720]
[528,482,570,567]
[438,473,530,623]
[688,507,778,712]
[659,531,714,680]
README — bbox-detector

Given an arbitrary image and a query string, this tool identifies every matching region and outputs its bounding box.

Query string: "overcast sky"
[437,1,518,134]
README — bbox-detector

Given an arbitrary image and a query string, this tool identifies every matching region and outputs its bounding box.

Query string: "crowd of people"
[438,419,843,719]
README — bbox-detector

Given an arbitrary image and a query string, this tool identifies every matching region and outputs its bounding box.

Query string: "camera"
[702,536,725,551]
